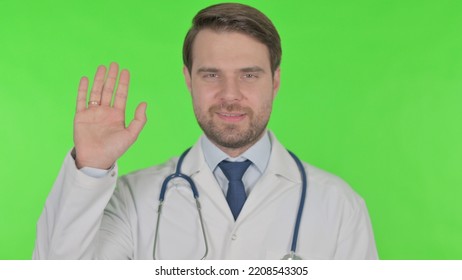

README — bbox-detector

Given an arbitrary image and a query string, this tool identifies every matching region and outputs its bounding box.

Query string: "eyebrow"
[196,67,220,74]
[239,66,265,73]
[196,66,266,74]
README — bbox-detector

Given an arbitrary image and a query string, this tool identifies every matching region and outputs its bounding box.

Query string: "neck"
[212,131,266,158]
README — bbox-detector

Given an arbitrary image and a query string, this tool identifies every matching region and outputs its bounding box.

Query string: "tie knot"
[218,160,252,181]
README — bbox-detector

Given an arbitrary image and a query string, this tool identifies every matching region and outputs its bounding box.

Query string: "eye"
[243,73,258,79]
[203,73,219,78]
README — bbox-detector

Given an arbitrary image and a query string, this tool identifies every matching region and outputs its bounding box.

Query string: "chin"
[211,127,263,149]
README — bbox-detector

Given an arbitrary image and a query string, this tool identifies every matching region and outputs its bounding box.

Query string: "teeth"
[221,113,242,117]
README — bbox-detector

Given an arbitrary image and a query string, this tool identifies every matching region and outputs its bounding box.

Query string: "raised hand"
[74,63,147,169]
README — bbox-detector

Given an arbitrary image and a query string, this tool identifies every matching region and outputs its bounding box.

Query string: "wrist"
[71,148,114,170]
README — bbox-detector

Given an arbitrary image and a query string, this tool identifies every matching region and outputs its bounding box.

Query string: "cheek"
[191,82,217,103]
[249,88,275,110]
[191,91,214,118]
[192,94,210,113]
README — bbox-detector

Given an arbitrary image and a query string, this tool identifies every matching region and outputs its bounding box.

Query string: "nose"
[218,77,243,102]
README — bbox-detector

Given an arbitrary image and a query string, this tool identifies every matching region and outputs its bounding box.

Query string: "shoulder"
[106,157,180,208]
[118,157,179,186]
[303,161,367,217]
[114,140,204,197]
[269,132,363,204]
[269,132,362,200]
[306,163,359,198]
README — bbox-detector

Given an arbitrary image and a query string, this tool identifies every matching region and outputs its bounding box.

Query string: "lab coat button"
[231,234,237,240]
[110,171,116,177]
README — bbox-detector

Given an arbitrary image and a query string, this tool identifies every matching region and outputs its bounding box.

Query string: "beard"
[195,102,272,149]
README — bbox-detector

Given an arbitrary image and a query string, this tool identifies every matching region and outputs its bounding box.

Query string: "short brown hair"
[183,3,282,74]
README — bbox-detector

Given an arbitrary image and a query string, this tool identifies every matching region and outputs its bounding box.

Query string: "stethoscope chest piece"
[281,251,303,260]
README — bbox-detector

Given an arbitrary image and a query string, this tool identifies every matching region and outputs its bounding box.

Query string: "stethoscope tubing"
[287,150,307,254]
[154,148,307,260]
[159,148,196,201]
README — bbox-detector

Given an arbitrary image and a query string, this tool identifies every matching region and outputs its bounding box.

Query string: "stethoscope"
[153,148,307,260]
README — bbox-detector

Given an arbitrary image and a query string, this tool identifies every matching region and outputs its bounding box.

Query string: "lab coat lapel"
[180,140,235,222]
[175,133,302,225]
[236,133,302,223]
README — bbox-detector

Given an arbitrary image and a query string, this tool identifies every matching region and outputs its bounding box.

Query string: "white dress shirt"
[201,130,271,196]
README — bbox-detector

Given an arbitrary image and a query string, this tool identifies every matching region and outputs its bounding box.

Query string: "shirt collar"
[201,130,272,174]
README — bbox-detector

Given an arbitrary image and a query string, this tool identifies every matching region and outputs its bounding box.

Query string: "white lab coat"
[33,133,378,259]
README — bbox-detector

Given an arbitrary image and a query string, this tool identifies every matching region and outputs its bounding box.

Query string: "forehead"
[191,29,271,71]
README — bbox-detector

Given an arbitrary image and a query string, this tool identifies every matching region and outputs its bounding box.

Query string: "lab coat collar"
[200,131,271,175]
[181,131,302,185]
[180,135,233,221]
[181,139,207,176]
[236,132,303,225]
[178,131,303,224]
[266,131,303,184]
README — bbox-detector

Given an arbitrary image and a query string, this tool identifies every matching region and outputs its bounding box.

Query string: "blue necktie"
[218,160,252,220]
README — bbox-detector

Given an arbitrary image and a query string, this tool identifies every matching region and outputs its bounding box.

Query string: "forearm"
[33,152,118,259]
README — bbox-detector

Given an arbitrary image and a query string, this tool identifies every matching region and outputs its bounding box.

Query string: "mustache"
[210,103,252,113]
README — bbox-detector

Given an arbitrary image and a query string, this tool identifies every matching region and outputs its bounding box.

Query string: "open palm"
[74,63,147,169]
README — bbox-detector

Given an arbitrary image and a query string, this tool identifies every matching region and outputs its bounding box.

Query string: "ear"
[183,65,192,93]
[272,67,281,97]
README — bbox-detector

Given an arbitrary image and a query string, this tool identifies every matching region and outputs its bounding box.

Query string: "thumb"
[127,102,147,140]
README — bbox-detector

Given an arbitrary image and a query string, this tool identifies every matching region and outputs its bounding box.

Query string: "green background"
[1,0,461,259]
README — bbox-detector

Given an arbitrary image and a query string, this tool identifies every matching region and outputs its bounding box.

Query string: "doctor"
[34,3,378,259]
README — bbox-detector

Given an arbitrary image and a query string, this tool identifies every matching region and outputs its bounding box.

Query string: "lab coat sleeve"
[33,152,131,259]
[333,197,379,259]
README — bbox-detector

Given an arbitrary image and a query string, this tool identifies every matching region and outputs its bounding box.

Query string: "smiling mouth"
[216,112,246,122]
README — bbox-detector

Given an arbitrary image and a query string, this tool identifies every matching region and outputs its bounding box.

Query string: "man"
[33,3,378,259]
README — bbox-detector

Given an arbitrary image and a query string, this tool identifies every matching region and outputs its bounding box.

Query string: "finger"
[88,65,107,105]
[127,102,147,140]
[113,69,130,111]
[77,77,89,112]
[101,62,119,107]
